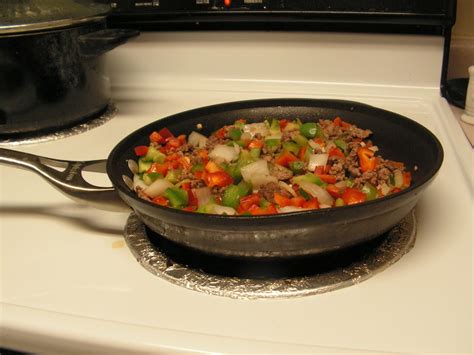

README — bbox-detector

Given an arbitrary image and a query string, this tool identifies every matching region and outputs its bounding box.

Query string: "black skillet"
[0,99,443,258]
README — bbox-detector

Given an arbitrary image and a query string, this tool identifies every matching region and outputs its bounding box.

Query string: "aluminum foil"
[0,103,117,146]
[124,211,416,300]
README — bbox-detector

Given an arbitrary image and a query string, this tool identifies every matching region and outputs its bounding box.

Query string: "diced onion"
[265,134,282,141]
[243,123,269,138]
[334,180,347,189]
[188,131,208,148]
[299,181,334,206]
[133,174,148,191]
[209,144,239,163]
[143,179,174,198]
[277,206,307,213]
[368,145,379,152]
[194,187,212,206]
[241,159,277,187]
[212,205,237,215]
[307,153,328,172]
[380,183,391,196]
[278,181,297,197]
[394,170,404,188]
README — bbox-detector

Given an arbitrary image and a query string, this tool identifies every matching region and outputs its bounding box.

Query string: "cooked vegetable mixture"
[129,117,412,215]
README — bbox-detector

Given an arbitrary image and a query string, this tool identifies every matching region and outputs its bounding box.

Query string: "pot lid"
[0,0,110,35]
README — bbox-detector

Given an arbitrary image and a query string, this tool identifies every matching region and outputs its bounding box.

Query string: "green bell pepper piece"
[164,187,188,208]
[282,141,300,155]
[165,169,181,184]
[334,139,348,155]
[293,173,326,187]
[138,158,153,173]
[237,180,252,196]
[292,134,308,147]
[145,145,166,163]
[362,182,377,200]
[191,163,204,173]
[228,128,242,141]
[265,138,281,152]
[142,172,162,185]
[249,148,261,159]
[222,185,243,209]
[300,122,323,139]
[289,160,305,174]
[335,198,345,207]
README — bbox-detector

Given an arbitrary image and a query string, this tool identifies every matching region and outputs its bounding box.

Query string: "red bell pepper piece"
[326,184,342,198]
[134,145,149,156]
[279,119,289,130]
[204,171,233,188]
[290,196,306,207]
[403,172,411,187]
[147,162,170,176]
[178,156,192,171]
[177,134,187,145]
[342,188,367,205]
[205,160,223,173]
[328,147,345,158]
[187,189,198,207]
[158,127,174,139]
[302,198,320,210]
[152,196,169,207]
[149,131,165,144]
[166,137,182,149]
[248,203,278,215]
[237,194,260,213]
[214,127,227,138]
[183,206,197,212]
[357,147,376,172]
[314,165,330,174]
[248,139,264,149]
[275,151,298,168]
[315,173,337,184]
[274,192,291,207]
[333,117,352,128]
[298,146,307,161]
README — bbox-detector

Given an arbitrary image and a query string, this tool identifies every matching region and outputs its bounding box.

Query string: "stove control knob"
[462,66,474,125]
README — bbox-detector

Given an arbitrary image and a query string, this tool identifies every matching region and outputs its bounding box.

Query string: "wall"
[448,0,474,78]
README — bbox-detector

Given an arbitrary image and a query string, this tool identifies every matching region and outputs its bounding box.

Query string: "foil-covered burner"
[124,211,416,300]
[0,103,116,146]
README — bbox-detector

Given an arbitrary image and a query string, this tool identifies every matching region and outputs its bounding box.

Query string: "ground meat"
[376,166,392,183]
[328,156,345,181]
[269,163,293,181]
[259,182,290,203]
[354,170,378,188]
[205,135,226,151]
[318,119,344,140]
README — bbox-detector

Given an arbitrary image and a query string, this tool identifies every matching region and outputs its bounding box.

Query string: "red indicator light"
[224,0,231,7]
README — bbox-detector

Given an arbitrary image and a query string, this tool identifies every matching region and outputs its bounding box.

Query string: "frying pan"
[0,99,443,258]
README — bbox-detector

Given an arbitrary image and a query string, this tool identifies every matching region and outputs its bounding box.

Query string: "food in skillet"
[130,117,412,215]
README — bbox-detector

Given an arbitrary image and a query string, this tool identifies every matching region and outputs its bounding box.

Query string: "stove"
[1,27,472,354]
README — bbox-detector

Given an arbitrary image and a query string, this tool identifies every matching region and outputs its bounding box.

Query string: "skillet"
[0,99,443,258]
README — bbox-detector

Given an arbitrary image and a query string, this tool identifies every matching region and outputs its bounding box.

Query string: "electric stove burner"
[124,211,416,299]
[0,103,117,146]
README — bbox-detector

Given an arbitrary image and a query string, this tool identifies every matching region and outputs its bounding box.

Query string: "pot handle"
[78,28,139,57]
[0,148,130,212]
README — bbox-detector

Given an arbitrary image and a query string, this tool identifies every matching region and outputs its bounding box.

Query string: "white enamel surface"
[1,32,472,353]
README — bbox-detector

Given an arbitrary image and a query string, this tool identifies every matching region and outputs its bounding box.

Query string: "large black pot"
[0,99,444,259]
[0,0,138,136]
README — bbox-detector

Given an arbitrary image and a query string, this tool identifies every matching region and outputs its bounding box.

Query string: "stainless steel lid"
[0,0,110,35]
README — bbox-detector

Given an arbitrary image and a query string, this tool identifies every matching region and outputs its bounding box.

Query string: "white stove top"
[1,32,472,353]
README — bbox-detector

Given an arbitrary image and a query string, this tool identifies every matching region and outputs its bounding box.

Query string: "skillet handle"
[0,148,130,212]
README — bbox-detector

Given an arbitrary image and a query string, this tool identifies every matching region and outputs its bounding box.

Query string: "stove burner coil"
[124,210,416,299]
[0,102,116,146]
